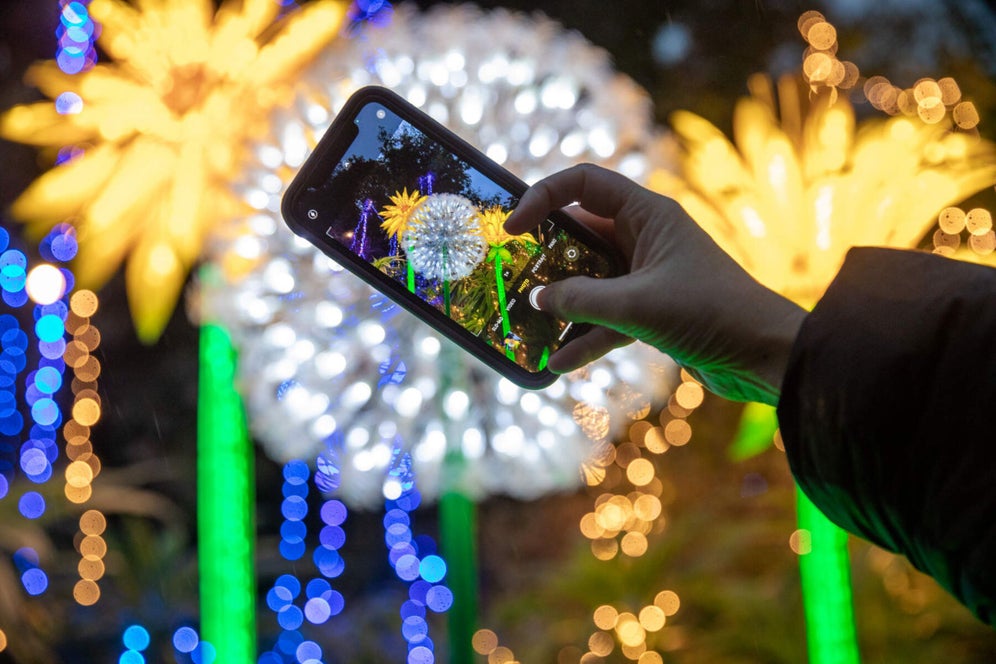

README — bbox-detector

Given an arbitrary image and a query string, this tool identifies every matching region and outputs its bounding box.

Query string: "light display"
[198,2,677,509]
[0,0,349,342]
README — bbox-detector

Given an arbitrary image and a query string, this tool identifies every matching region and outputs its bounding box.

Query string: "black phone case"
[282,85,623,389]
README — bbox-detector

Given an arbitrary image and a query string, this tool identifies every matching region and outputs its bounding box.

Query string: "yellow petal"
[733,97,778,165]
[86,137,176,233]
[164,142,207,261]
[670,110,750,198]
[88,0,143,63]
[232,0,281,38]
[9,143,121,227]
[125,235,186,344]
[0,102,98,146]
[208,20,260,79]
[801,98,853,180]
[23,61,85,99]
[252,1,346,85]
[73,207,142,289]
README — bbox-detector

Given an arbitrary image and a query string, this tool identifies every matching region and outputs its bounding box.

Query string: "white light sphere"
[25,264,67,305]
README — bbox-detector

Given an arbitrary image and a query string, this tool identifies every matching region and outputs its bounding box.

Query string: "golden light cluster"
[472,628,520,664]
[580,372,702,561]
[0,0,347,342]
[798,10,860,102]
[862,75,980,131]
[576,591,681,663]
[61,289,108,606]
[74,509,108,607]
[795,11,996,268]
[799,8,982,134]
[932,205,995,257]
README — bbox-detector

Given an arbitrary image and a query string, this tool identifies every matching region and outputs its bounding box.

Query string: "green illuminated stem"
[492,253,514,360]
[537,345,550,371]
[729,402,779,461]
[407,261,415,293]
[197,323,256,663]
[440,488,478,664]
[437,343,478,664]
[442,245,451,317]
[797,487,860,664]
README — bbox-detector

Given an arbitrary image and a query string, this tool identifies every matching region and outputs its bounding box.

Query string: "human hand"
[505,164,806,405]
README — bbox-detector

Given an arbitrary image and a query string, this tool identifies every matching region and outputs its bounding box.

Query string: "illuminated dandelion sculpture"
[0,0,348,342]
[402,193,487,283]
[199,3,676,508]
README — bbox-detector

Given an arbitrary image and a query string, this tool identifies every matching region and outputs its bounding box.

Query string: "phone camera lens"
[564,246,580,262]
[307,209,319,220]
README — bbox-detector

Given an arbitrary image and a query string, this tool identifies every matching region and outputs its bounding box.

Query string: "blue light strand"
[383,448,454,664]
[347,0,394,30]
[119,624,150,664]
[259,452,349,664]
[56,1,97,76]
[169,625,217,664]
[1,225,79,601]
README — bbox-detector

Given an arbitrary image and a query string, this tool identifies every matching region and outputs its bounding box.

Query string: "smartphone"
[282,86,622,389]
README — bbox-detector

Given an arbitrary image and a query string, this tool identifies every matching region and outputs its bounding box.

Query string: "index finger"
[505,163,639,235]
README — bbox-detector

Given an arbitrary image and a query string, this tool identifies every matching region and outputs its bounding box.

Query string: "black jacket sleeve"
[776,247,996,628]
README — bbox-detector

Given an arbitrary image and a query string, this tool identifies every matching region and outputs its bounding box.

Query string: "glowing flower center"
[163,63,216,116]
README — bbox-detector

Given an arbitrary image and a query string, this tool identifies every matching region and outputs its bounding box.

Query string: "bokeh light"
[25,265,67,305]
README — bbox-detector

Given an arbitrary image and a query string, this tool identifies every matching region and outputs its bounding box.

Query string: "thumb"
[538,275,630,327]
[537,276,635,373]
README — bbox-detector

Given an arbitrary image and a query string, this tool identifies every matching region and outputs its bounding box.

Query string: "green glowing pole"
[730,403,860,662]
[442,245,452,317]
[197,323,256,663]
[797,487,860,664]
[440,479,478,664]
[437,343,478,664]
[491,250,515,361]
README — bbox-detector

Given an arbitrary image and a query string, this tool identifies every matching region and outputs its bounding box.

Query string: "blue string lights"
[170,625,216,664]
[119,624,151,664]
[56,1,98,76]
[1,223,78,601]
[384,449,454,664]
[259,457,349,664]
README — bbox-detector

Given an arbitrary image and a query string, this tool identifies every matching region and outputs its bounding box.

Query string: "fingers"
[505,163,640,235]
[547,325,633,373]
[562,205,617,247]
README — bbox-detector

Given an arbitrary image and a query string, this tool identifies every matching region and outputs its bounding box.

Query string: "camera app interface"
[309,101,613,373]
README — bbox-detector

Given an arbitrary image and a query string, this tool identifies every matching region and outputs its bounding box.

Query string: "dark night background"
[2,1,996,662]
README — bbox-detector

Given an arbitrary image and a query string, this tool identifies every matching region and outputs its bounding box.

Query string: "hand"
[505,164,806,405]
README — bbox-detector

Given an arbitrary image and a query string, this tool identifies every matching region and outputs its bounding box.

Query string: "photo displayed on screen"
[312,101,613,373]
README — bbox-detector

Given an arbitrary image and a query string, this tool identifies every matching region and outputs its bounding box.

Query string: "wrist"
[746,294,807,405]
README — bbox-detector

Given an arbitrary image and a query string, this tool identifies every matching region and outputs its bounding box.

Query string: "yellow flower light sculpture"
[1,0,347,342]
[380,188,425,239]
[477,205,538,257]
[650,74,996,308]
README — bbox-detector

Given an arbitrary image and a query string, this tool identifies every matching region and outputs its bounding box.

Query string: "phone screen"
[287,93,615,380]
